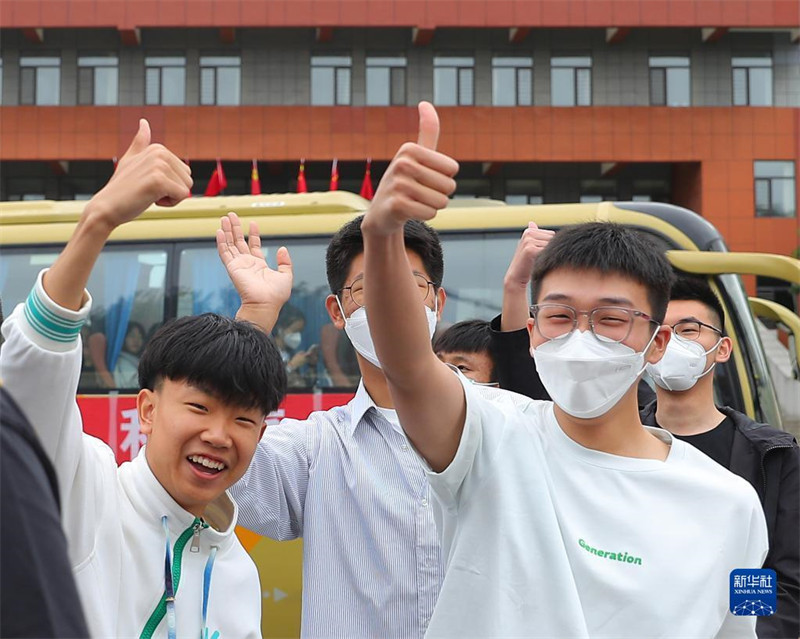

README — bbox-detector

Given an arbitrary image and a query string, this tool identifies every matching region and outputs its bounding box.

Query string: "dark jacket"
[0,386,90,638]
[641,401,800,639]
[488,315,657,407]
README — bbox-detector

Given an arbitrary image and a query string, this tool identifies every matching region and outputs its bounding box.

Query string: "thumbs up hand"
[85,119,193,231]
[363,102,459,236]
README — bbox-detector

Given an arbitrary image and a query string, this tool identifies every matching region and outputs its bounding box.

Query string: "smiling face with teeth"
[137,378,267,517]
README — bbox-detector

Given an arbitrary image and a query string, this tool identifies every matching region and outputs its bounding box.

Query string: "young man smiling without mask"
[643,275,800,639]
[0,120,290,638]
[359,101,768,638]
[227,213,446,638]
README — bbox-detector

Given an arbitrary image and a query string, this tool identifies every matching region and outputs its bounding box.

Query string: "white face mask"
[283,331,302,350]
[532,329,657,419]
[338,298,438,369]
[646,334,720,392]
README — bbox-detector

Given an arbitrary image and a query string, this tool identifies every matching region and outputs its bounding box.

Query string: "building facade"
[1,0,798,266]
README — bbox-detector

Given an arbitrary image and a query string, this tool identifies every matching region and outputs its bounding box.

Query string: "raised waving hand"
[216,212,293,332]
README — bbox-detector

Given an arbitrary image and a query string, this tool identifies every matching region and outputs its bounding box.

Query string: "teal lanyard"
[158,516,217,639]
[201,546,218,638]
[161,516,178,639]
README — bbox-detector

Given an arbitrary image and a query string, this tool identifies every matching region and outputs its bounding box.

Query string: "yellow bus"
[2,193,798,636]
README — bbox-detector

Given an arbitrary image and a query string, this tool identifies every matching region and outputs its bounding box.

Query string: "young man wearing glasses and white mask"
[642,275,799,639]
[360,102,769,638]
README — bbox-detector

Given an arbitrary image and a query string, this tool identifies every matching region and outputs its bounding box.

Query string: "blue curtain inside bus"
[190,258,240,318]
[104,253,142,371]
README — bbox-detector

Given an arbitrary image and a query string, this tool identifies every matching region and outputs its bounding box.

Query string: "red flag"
[297,159,308,193]
[250,159,261,195]
[329,158,339,191]
[205,159,227,197]
[359,158,374,200]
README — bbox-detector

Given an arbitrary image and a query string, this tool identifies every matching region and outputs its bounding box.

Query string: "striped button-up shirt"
[231,382,443,639]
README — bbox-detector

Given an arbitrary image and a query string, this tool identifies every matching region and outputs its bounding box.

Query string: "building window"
[733,55,773,106]
[492,57,533,106]
[20,56,61,105]
[755,161,796,218]
[434,56,474,106]
[649,56,690,107]
[551,56,591,106]
[505,179,543,203]
[580,179,616,202]
[311,55,351,105]
[200,56,240,106]
[145,56,186,105]
[78,55,118,105]
[0,58,3,105]
[366,55,406,106]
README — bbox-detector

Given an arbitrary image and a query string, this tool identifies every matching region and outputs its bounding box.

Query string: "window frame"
[19,55,61,106]
[433,55,475,106]
[365,55,407,106]
[732,54,773,107]
[648,55,691,107]
[199,55,241,106]
[754,161,797,218]
[310,55,352,106]
[492,56,534,106]
[550,55,592,107]
[145,55,187,106]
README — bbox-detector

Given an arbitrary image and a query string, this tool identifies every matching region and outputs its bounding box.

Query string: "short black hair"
[433,319,492,357]
[531,223,674,322]
[139,314,286,416]
[326,214,444,294]
[670,274,725,329]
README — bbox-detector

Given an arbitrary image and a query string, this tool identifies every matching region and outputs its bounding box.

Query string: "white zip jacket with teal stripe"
[0,271,263,639]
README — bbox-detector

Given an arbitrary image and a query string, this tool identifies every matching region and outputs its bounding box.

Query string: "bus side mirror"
[749,297,800,380]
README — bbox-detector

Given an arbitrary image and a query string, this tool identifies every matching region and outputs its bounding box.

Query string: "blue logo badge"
[730,569,777,616]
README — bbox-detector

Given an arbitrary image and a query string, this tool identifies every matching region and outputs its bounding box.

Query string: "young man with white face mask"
[360,102,768,638]
[228,214,447,639]
[643,275,800,639]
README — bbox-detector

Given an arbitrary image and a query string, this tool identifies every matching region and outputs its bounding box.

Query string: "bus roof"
[0,195,724,254]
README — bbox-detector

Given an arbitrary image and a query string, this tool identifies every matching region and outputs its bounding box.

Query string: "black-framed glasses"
[670,319,722,341]
[338,273,434,309]
[529,303,659,343]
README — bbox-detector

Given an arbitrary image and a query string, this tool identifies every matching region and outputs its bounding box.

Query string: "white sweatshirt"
[0,272,262,639]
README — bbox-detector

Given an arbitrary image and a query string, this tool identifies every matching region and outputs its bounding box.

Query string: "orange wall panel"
[1,105,797,256]
[2,0,799,29]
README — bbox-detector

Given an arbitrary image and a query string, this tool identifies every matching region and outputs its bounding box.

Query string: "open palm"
[216,212,293,308]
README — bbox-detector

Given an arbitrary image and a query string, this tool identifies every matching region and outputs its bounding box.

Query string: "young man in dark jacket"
[642,275,799,639]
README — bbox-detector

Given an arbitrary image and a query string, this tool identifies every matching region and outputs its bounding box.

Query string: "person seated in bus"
[643,275,800,639]
[491,221,658,408]
[319,320,360,386]
[78,325,105,390]
[433,319,497,385]
[358,102,767,638]
[86,321,115,388]
[112,320,146,388]
[226,211,446,639]
[273,304,319,387]
[0,119,288,639]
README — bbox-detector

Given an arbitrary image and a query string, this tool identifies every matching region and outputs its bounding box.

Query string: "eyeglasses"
[529,303,659,344]
[338,273,435,309]
[670,319,722,341]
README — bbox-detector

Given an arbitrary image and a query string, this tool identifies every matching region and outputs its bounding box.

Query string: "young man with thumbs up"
[361,102,768,638]
[0,120,289,638]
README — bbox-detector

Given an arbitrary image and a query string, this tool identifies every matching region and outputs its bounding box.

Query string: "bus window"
[0,249,59,313]
[438,232,520,324]
[177,238,343,390]
[82,247,169,392]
